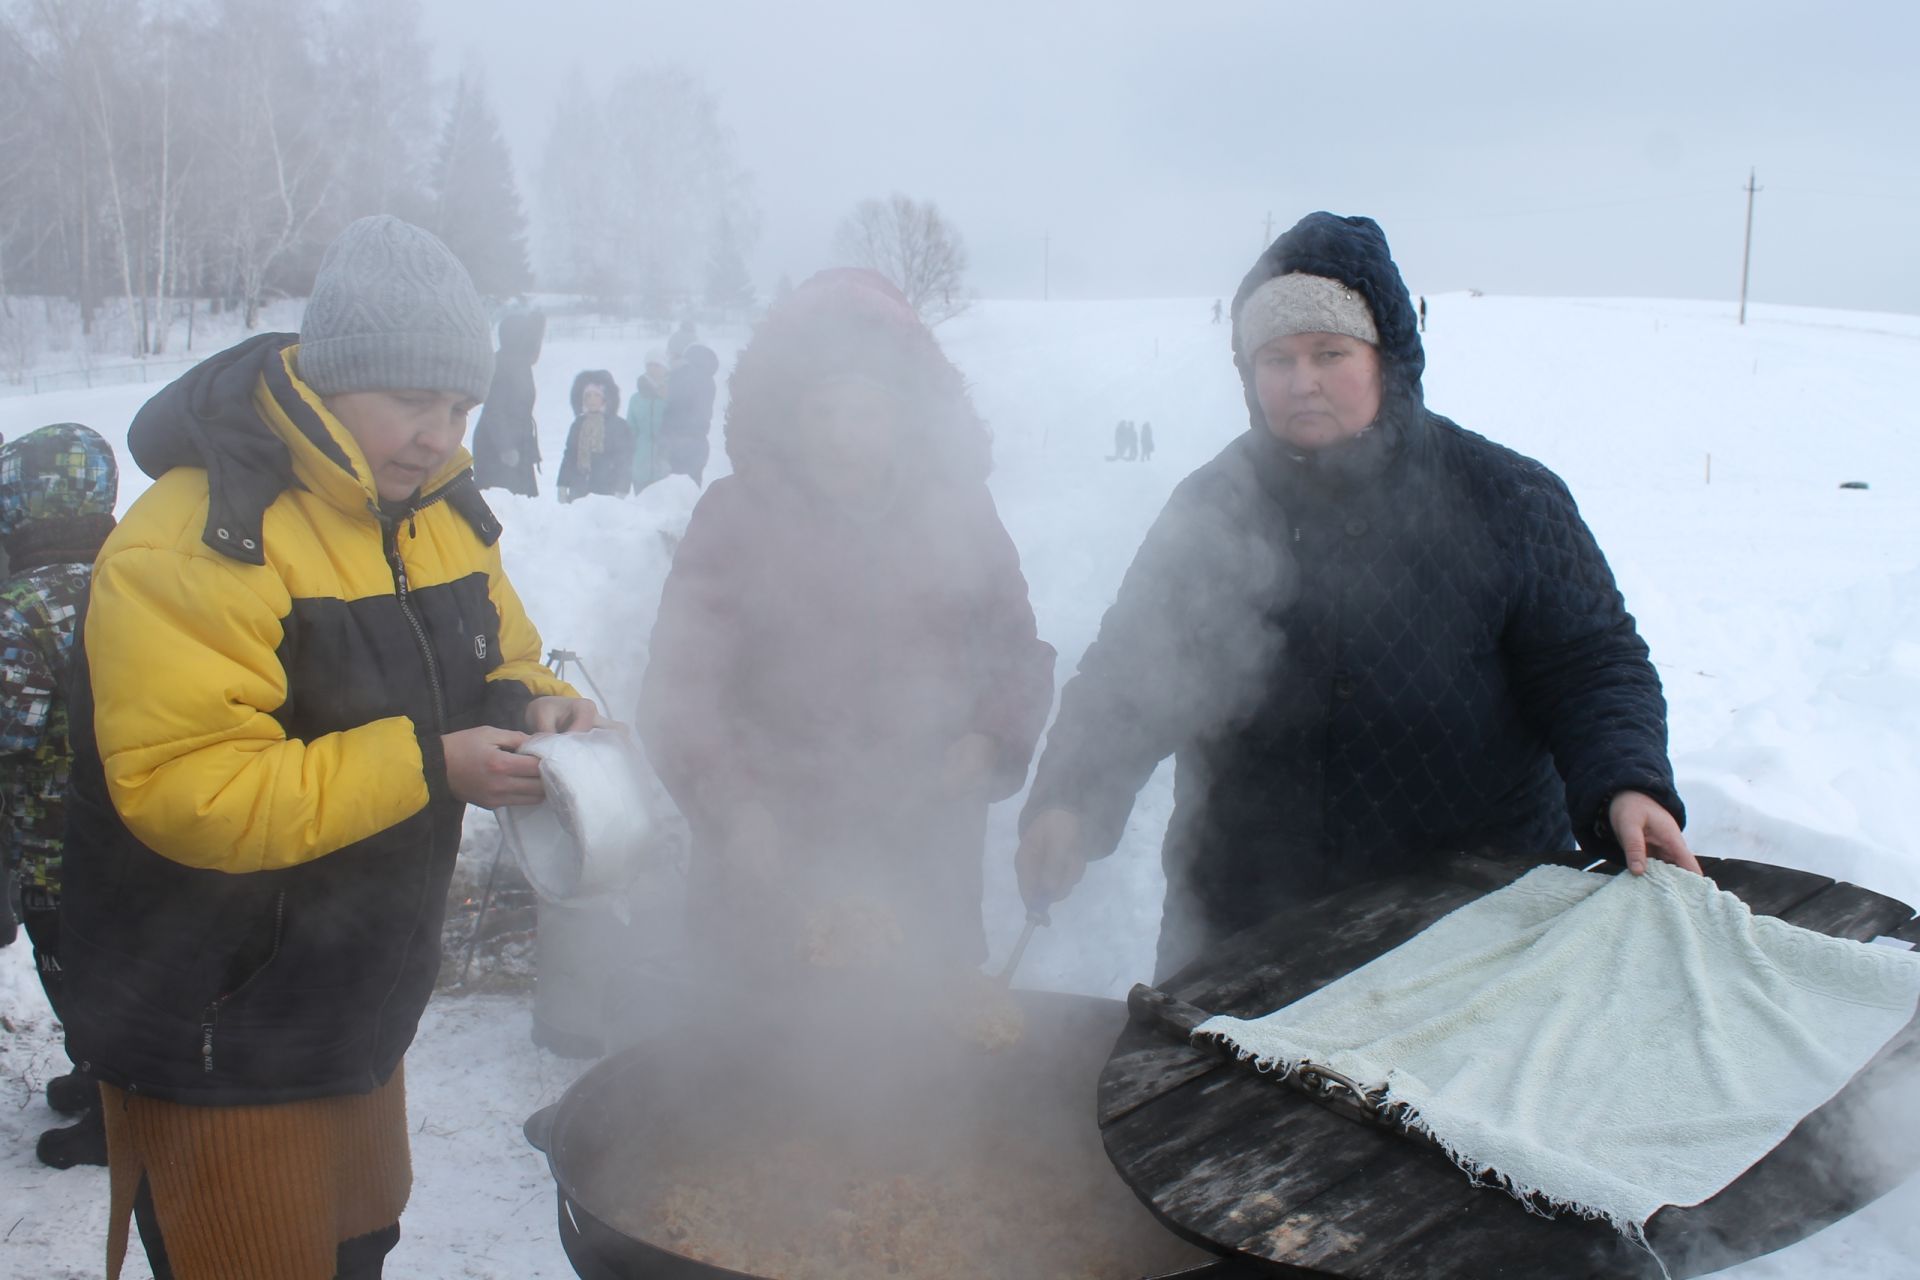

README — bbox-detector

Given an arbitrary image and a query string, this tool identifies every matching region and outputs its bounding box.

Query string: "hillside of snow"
[3,293,1919,1277]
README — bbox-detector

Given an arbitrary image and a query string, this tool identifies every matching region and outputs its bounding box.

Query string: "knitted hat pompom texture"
[298,216,495,403]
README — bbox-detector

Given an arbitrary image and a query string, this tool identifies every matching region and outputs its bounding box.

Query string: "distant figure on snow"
[628,349,671,492]
[658,345,720,485]
[1139,421,1155,461]
[1112,419,1138,461]
[557,370,634,502]
[667,318,699,364]
[472,312,545,497]
[1418,294,1428,333]
[1211,299,1224,324]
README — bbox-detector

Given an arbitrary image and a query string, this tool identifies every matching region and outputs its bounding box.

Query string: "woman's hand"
[1015,808,1089,911]
[1610,791,1702,876]
[442,726,544,808]
[941,732,999,798]
[526,695,600,735]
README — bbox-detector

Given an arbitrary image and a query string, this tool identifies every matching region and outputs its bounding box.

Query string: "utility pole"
[1738,168,1761,326]
[1043,231,1050,302]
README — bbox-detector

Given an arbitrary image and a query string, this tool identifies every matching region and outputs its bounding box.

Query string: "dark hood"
[128,333,326,566]
[569,369,621,418]
[1229,212,1427,486]
[497,312,545,367]
[1231,212,1426,417]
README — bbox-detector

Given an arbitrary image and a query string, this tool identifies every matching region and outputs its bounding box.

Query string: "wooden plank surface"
[1696,856,1831,916]
[1104,1073,1395,1250]
[1098,1036,1223,1128]
[1776,880,1917,940]
[1171,877,1485,1016]
[1101,859,1920,1279]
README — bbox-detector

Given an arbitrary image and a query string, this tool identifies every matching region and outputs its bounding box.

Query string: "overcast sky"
[415,0,1919,314]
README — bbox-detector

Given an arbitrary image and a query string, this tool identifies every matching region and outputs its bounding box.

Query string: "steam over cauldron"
[525,989,1249,1280]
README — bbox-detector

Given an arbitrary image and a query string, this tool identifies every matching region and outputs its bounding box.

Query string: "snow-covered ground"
[3,293,1919,1277]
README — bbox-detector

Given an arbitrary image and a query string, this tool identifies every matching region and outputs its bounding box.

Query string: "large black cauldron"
[525,989,1267,1280]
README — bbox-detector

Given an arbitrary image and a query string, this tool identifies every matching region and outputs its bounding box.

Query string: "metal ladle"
[994,905,1052,987]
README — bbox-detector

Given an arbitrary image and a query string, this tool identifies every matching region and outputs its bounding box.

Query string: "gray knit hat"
[299,215,495,402]
[1236,272,1379,359]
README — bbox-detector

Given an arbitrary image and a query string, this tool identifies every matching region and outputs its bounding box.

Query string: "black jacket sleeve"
[1501,463,1684,853]
[1021,459,1295,859]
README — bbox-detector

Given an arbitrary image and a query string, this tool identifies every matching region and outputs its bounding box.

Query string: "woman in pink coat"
[638,271,1054,976]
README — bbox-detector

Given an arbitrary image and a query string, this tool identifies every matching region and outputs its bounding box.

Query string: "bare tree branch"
[834,192,969,326]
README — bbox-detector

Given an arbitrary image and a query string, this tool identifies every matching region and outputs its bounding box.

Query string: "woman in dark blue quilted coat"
[1016,212,1698,977]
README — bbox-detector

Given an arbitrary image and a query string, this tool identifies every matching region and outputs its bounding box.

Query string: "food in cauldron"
[540,994,1214,1279]
[945,972,1028,1052]
[627,1134,1199,1279]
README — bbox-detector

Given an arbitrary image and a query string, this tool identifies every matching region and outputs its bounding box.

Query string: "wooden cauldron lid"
[1098,853,1920,1279]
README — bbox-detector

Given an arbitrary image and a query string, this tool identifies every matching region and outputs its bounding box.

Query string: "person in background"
[627,350,671,491]
[0,423,117,1170]
[471,312,545,497]
[639,269,1055,980]
[1211,299,1224,324]
[59,215,597,1280]
[1112,419,1136,461]
[657,345,719,485]
[556,370,634,502]
[666,317,698,365]
[1016,212,1695,980]
[1419,294,1428,333]
[1139,421,1156,462]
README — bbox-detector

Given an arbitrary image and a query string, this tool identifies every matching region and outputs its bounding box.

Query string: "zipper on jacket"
[384,517,447,731]
[369,480,468,1081]
[199,890,286,1074]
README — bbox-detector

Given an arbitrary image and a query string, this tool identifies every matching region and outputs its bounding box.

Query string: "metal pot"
[525,989,1244,1280]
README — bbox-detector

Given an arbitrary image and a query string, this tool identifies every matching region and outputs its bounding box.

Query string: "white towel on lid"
[1196,863,1920,1247]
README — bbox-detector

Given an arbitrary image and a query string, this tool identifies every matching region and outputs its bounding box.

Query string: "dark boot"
[45,1071,95,1116]
[36,1104,107,1169]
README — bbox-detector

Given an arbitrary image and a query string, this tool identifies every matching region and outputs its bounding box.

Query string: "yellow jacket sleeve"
[88,545,433,874]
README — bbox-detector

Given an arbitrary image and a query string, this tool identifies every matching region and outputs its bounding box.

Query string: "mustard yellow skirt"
[100,1065,411,1280]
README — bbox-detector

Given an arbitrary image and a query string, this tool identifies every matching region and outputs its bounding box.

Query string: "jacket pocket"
[202,890,287,1075]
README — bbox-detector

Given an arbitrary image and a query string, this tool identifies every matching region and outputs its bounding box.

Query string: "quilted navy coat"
[1020,213,1684,974]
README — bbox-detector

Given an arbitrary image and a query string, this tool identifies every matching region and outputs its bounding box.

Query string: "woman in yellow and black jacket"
[60,217,596,1280]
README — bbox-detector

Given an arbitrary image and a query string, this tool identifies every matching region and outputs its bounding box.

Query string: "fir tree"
[427,72,533,299]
